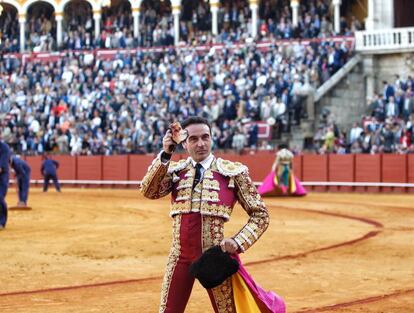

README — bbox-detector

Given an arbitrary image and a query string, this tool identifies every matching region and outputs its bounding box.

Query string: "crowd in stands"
[0,35,352,156]
[312,75,414,154]
[0,0,365,156]
[0,0,362,52]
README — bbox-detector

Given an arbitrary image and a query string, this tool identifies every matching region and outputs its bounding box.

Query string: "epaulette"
[167,158,191,174]
[216,158,247,177]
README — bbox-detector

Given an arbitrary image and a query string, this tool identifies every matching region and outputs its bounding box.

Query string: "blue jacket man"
[41,156,61,192]
[0,141,10,229]
[10,156,31,206]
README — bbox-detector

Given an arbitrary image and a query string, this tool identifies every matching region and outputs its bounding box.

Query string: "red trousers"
[161,213,231,313]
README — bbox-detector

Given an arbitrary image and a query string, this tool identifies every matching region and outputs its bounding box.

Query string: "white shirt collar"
[191,153,214,170]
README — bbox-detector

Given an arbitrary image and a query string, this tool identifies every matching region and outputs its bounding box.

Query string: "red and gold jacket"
[140,154,269,252]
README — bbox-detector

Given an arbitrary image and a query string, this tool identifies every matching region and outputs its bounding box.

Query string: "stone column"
[365,0,376,30]
[132,8,140,39]
[56,12,63,48]
[132,0,142,39]
[19,14,26,52]
[363,55,377,106]
[93,10,101,40]
[291,0,299,28]
[332,0,342,34]
[249,0,258,38]
[171,0,181,45]
[210,0,220,36]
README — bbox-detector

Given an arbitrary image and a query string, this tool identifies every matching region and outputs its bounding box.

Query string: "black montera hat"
[189,245,239,289]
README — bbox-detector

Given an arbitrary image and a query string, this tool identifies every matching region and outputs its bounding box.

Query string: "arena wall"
[22,153,414,193]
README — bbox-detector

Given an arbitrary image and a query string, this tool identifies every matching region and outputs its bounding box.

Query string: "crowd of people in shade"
[312,75,414,155]
[0,35,351,156]
[0,0,363,53]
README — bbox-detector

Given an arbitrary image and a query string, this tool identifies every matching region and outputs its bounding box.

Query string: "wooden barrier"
[292,156,303,180]
[381,154,407,193]
[103,155,128,180]
[302,155,328,192]
[24,156,43,180]
[355,154,381,192]
[52,155,77,188]
[128,155,156,189]
[77,156,103,181]
[22,153,414,193]
[407,154,414,193]
[53,155,77,180]
[236,153,274,182]
[328,154,355,192]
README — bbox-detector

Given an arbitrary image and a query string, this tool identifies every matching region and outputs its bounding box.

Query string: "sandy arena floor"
[0,188,413,312]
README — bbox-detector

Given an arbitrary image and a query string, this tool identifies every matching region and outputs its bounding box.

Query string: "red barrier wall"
[292,156,302,180]
[328,154,355,192]
[212,152,274,182]
[77,156,103,181]
[129,155,156,182]
[21,153,414,193]
[52,155,77,180]
[382,154,407,193]
[355,155,381,192]
[24,156,43,180]
[237,154,274,182]
[103,155,128,181]
[302,155,328,192]
[406,155,414,193]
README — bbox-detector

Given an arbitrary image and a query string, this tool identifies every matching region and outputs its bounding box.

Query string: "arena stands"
[0,0,365,156]
[311,75,414,154]
[0,0,361,52]
[0,36,352,155]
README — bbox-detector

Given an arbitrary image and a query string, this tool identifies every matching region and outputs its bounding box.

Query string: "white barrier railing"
[355,27,414,52]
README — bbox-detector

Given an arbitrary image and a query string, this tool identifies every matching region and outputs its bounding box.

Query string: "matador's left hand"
[219,238,238,254]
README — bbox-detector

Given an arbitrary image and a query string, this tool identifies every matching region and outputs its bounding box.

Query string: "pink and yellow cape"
[231,254,286,313]
[258,171,307,197]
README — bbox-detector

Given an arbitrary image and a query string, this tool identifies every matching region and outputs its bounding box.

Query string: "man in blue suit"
[41,155,61,192]
[0,140,10,229]
[10,155,31,207]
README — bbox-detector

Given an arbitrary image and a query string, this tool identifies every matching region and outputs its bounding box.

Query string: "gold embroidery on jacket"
[176,188,192,200]
[203,169,214,179]
[228,177,235,188]
[200,216,234,312]
[167,158,191,174]
[203,178,220,191]
[232,171,270,252]
[216,158,247,177]
[210,278,235,313]
[200,202,232,220]
[176,177,192,190]
[200,190,219,202]
[140,159,171,199]
[159,215,182,313]
[201,215,225,252]
[170,201,192,216]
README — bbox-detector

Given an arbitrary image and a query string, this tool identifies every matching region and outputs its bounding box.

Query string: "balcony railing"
[355,27,414,53]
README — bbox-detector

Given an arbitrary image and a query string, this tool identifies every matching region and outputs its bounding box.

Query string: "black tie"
[193,163,203,188]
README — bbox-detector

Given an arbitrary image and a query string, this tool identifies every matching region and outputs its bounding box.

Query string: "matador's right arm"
[140,153,173,199]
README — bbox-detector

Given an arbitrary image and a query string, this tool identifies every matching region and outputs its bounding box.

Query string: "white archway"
[128,0,142,10]
[57,0,100,13]
[21,0,58,15]
[0,0,21,14]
